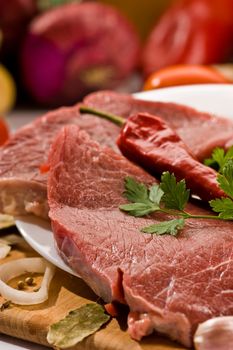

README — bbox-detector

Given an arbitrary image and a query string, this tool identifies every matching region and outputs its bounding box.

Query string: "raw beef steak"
[84,91,233,161]
[0,105,119,218]
[48,125,233,347]
[1,90,233,218]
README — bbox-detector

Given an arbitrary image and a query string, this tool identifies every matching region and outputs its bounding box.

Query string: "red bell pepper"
[142,0,233,76]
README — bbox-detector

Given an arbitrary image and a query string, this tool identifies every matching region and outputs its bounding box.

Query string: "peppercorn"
[17,280,25,290]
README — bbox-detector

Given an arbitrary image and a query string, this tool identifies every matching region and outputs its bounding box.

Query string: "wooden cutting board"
[0,231,187,350]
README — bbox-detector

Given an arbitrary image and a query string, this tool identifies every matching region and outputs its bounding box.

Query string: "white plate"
[134,84,233,119]
[15,216,78,277]
[15,84,233,275]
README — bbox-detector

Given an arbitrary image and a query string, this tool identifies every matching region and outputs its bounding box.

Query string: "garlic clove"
[194,316,233,350]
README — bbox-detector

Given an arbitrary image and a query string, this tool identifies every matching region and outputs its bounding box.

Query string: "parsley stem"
[184,214,224,221]
[181,210,223,220]
[158,208,185,217]
[159,208,223,221]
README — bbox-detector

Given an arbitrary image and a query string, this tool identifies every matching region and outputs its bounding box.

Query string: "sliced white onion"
[0,257,55,305]
[0,243,11,259]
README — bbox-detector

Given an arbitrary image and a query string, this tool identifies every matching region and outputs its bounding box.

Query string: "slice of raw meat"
[1,90,233,218]
[48,125,233,347]
[0,105,120,218]
[84,91,233,161]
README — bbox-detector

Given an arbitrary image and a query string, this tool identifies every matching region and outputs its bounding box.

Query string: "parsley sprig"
[120,160,233,236]
[204,146,233,173]
[209,159,233,218]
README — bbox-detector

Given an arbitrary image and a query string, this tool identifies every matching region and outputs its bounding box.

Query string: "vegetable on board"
[0,257,55,305]
[47,303,110,349]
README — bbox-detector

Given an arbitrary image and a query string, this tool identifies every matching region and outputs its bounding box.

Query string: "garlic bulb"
[194,316,233,350]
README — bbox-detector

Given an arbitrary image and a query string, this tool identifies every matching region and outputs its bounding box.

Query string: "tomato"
[142,0,233,76]
[0,118,9,146]
[143,64,231,90]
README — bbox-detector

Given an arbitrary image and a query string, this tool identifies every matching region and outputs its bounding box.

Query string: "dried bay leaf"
[47,303,110,348]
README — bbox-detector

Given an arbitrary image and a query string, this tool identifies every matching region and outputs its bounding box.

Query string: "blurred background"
[1,0,233,131]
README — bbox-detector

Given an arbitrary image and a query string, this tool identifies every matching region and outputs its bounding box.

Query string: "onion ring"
[0,257,55,305]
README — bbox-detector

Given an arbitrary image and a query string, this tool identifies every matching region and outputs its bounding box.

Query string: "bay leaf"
[47,303,110,348]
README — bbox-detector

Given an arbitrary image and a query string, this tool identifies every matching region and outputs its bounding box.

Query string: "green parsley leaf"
[47,303,110,349]
[123,177,150,204]
[210,198,233,220]
[119,202,157,217]
[224,148,233,165]
[204,146,233,173]
[120,163,233,238]
[204,147,225,171]
[120,178,163,216]
[217,159,233,199]
[160,172,190,211]
[149,184,164,205]
[141,218,185,236]
[204,159,219,171]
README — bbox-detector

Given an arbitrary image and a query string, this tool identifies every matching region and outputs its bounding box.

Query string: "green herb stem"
[157,208,223,221]
[158,208,185,217]
[79,106,124,127]
[183,213,228,221]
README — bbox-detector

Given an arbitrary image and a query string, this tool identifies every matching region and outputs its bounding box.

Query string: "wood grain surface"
[0,231,187,350]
